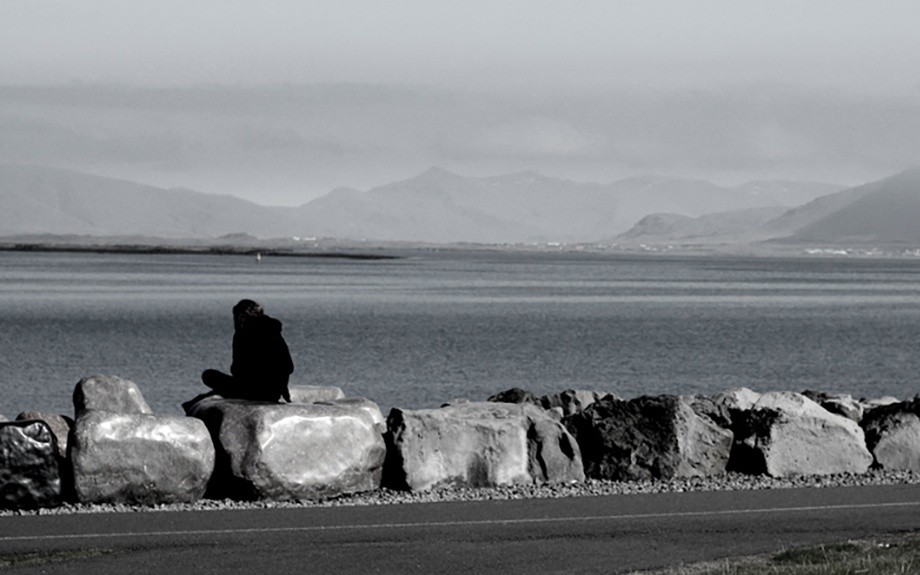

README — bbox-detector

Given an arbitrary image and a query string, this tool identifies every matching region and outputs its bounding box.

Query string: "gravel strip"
[5,470,920,517]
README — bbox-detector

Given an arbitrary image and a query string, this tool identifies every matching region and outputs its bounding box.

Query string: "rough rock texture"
[70,410,215,505]
[688,395,734,431]
[15,411,74,458]
[713,387,762,411]
[488,388,539,405]
[0,421,63,509]
[861,399,920,471]
[188,397,385,501]
[73,375,153,416]
[731,391,873,477]
[540,390,607,417]
[288,385,346,404]
[384,402,584,492]
[802,390,864,422]
[316,397,385,433]
[564,395,733,481]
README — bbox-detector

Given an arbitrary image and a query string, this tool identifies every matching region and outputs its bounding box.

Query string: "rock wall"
[0,379,915,510]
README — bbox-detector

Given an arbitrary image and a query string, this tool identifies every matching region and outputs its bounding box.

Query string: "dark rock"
[384,402,583,491]
[69,410,215,505]
[564,395,732,481]
[488,388,539,405]
[801,390,863,422]
[860,396,900,419]
[540,390,608,416]
[188,397,385,501]
[15,411,74,458]
[73,374,153,416]
[0,420,63,509]
[687,395,734,430]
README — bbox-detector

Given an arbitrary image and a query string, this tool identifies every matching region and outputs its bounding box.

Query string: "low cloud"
[1,83,918,204]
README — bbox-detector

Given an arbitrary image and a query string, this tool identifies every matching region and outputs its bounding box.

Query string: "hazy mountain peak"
[769,167,920,245]
[328,186,361,197]
[615,174,711,190]
[415,166,462,183]
[619,213,690,238]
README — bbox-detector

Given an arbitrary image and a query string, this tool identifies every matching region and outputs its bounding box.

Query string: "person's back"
[200,299,294,403]
[230,311,294,401]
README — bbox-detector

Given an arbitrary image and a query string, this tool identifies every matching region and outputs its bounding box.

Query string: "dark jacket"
[230,315,294,401]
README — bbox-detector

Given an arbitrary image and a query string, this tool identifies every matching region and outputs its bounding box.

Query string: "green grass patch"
[636,533,920,574]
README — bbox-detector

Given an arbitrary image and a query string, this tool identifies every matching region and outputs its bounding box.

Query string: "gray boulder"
[288,385,346,404]
[16,411,74,458]
[540,390,607,417]
[687,395,734,431]
[384,402,583,491]
[712,387,762,412]
[861,399,920,471]
[564,395,733,481]
[0,420,63,509]
[188,397,385,500]
[731,391,872,477]
[708,387,764,431]
[70,410,215,505]
[802,390,864,422]
[73,375,153,416]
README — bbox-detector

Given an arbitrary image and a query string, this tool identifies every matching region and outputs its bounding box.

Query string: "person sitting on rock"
[200,299,294,403]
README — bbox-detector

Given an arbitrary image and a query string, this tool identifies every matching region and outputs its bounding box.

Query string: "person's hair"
[233,299,264,329]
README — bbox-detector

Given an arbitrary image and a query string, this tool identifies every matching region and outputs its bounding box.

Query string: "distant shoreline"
[0,243,400,261]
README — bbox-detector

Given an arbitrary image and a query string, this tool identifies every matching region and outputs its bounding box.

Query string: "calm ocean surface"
[2,249,920,417]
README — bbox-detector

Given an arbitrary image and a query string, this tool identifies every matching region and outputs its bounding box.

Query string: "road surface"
[1,484,919,573]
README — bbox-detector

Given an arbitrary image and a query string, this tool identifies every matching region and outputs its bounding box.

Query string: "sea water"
[2,249,920,417]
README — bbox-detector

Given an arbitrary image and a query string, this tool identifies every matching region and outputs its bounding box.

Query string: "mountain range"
[0,164,844,245]
[617,167,920,248]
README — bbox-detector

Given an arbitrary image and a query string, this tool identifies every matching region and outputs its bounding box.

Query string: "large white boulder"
[384,402,584,491]
[316,397,386,433]
[0,421,63,509]
[187,397,385,500]
[731,391,872,477]
[70,410,215,505]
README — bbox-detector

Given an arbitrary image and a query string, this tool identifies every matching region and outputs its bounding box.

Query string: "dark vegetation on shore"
[0,242,400,260]
[642,532,920,574]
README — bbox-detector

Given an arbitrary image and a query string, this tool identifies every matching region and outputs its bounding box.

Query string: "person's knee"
[202,369,231,389]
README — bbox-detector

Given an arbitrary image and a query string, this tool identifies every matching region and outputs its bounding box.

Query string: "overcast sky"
[3,1,919,204]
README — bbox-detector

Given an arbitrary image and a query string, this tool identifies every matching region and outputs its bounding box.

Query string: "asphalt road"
[1,484,919,574]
